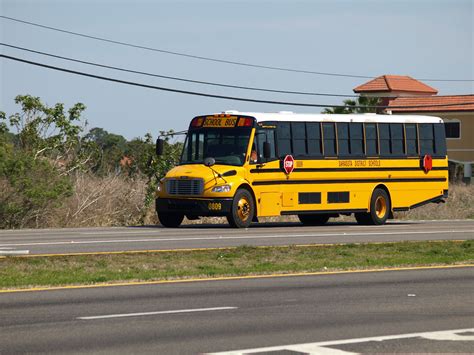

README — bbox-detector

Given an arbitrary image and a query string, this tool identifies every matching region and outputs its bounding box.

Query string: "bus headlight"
[212,184,231,193]
[157,178,165,193]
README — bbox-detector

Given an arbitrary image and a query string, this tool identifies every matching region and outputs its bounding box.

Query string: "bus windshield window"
[180,128,252,166]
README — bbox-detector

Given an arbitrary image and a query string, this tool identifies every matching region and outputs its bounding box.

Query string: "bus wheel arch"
[373,184,391,208]
[373,184,395,219]
[227,185,256,228]
[238,183,258,217]
[355,184,392,225]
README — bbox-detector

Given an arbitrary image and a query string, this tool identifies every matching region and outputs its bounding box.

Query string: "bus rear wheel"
[158,212,184,228]
[356,188,391,225]
[298,214,330,226]
[227,189,254,228]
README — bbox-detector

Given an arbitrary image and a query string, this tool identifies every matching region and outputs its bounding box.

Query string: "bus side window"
[306,122,322,156]
[291,122,306,157]
[257,128,277,162]
[390,123,404,156]
[350,123,364,156]
[433,123,447,157]
[337,123,350,156]
[276,122,291,157]
[419,123,435,155]
[405,124,418,156]
[365,123,378,156]
[379,123,391,156]
[323,123,336,157]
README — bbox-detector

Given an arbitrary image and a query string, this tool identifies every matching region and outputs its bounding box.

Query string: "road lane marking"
[0,250,30,255]
[77,306,237,320]
[0,229,472,248]
[208,328,474,354]
[0,247,30,255]
[1,264,472,294]
[80,230,162,235]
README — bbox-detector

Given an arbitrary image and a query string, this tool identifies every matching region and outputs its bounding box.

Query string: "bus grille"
[166,179,204,196]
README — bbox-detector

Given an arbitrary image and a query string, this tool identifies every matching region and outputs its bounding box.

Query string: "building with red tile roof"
[386,95,474,113]
[354,76,474,165]
[354,75,438,96]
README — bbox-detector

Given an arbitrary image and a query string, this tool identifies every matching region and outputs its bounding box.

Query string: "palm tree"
[322,96,381,114]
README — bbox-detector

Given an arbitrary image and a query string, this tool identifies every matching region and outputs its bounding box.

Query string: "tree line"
[0,95,182,228]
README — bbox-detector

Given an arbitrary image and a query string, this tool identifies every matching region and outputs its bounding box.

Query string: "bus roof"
[218,111,443,124]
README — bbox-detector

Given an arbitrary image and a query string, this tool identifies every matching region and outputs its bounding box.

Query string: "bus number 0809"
[208,202,222,211]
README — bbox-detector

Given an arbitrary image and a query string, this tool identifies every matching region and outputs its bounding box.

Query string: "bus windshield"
[180,127,252,166]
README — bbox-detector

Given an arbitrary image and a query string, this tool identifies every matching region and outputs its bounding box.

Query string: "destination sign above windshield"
[190,115,254,128]
[203,116,238,127]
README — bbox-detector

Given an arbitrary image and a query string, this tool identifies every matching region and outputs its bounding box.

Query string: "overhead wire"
[0,43,359,98]
[1,15,472,82]
[2,53,473,110]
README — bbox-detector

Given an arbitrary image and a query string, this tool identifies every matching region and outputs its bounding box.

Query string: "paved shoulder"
[0,220,473,255]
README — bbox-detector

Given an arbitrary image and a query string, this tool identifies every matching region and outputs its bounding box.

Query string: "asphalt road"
[0,220,473,255]
[0,267,473,354]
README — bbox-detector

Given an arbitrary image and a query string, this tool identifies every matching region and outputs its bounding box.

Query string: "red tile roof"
[354,75,438,94]
[387,95,474,112]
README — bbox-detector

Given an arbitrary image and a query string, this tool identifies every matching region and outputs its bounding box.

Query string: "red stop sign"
[283,155,295,174]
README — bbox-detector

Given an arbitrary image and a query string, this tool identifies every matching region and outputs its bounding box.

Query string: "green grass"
[1,240,473,289]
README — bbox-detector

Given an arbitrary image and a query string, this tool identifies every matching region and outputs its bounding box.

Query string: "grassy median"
[1,240,473,289]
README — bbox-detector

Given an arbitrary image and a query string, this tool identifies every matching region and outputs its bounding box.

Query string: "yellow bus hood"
[164,164,242,184]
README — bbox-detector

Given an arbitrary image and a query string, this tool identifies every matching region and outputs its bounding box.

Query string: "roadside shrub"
[47,173,150,228]
[0,148,73,228]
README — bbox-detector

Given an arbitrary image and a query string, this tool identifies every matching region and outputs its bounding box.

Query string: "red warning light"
[238,117,253,127]
[191,117,203,127]
[423,154,432,173]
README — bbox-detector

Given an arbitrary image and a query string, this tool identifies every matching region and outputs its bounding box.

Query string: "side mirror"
[263,142,271,159]
[156,138,165,156]
[204,157,216,167]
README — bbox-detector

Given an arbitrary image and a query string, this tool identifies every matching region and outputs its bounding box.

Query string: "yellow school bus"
[155,111,448,228]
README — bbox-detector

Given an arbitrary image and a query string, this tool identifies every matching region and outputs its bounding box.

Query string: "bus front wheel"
[356,188,391,225]
[158,212,184,228]
[298,214,330,226]
[227,189,254,228]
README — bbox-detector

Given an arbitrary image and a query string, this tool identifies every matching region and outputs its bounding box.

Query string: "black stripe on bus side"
[250,167,448,174]
[294,155,447,160]
[281,208,367,216]
[252,177,447,186]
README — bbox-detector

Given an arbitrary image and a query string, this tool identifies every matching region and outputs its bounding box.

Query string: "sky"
[1,0,473,140]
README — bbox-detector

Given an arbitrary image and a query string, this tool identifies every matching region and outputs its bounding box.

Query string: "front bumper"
[156,197,233,217]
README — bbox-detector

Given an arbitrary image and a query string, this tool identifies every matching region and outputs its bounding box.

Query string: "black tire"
[227,189,254,228]
[367,188,391,225]
[158,212,184,228]
[298,214,330,226]
[354,212,371,225]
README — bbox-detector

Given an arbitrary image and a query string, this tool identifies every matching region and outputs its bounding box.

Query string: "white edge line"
[1,229,473,248]
[208,327,474,354]
[77,306,237,320]
[0,250,30,255]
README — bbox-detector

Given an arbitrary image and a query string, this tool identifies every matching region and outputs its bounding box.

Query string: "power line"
[0,43,359,98]
[2,54,473,110]
[1,15,472,83]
